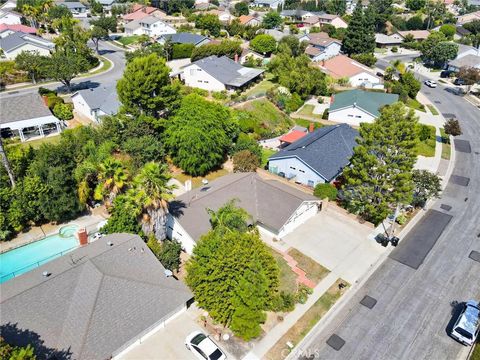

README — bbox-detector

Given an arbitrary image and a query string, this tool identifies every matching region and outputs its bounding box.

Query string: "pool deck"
[0,210,108,253]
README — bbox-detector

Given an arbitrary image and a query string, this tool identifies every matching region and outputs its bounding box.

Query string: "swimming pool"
[0,225,80,283]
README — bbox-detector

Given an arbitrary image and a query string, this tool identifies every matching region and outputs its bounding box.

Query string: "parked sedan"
[424,80,438,88]
[185,331,227,360]
[450,300,480,346]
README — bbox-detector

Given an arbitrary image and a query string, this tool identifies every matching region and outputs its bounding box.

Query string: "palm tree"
[22,4,40,28]
[134,162,175,241]
[0,137,15,188]
[94,157,129,205]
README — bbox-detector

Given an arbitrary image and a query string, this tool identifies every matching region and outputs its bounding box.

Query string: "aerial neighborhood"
[1,0,480,358]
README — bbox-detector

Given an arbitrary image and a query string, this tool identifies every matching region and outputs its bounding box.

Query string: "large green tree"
[15,50,47,84]
[342,102,418,225]
[421,31,458,66]
[44,51,89,91]
[250,34,277,54]
[262,11,283,29]
[165,94,239,176]
[233,1,249,16]
[195,13,221,36]
[186,202,279,340]
[117,53,173,117]
[342,4,375,55]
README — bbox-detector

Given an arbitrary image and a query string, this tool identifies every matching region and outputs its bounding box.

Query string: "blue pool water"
[0,225,80,283]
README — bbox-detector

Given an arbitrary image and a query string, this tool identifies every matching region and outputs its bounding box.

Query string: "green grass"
[266,279,349,360]
[406,98,426,112]
[244,78,275,97]
[294,118,323,130]
[271,250,298,294]
[415,124,436,157]
[297,104,315,116]
[16,135,61,149]
[472,342,480,360]
[261,148,277,168]
[288,248,329,285]
[173,168,229,189]
[239,99,293,137]
[426,104,439,115]
[440,128,451,160]
[117,35,140,46]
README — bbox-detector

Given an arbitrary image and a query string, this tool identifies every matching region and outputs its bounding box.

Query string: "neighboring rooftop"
[330,89,399,117]
[449,54,480,68]
[375,33,403,45]
[319,54,378,79]
[0,93,54,125]
[73,83,120,115]
[169,172,317,241]
[57,1,86,9]
[270,124,359,182]
[191,55,264,87]
[279,129,307,144]
[0,234,192,360]
[238,15,256,25]
[0,23,36,34]
[160,32,209,45]
[397,30,430,40]
[139,14,163,25]
[0,31,54,52]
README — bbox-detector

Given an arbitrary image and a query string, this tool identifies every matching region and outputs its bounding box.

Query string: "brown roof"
[318,13,338,20]
[305,45,322,56]
[319,54,378,79]
[397,30,430,40]
[238,15,256,25]
[303,16,320,25]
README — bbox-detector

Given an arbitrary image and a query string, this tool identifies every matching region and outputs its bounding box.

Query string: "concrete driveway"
[118,307,233,360]
[282,206,387,284]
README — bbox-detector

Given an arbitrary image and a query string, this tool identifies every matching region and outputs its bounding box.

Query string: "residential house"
[56,1,88,17]
[319,54,382,88]
[181,55,264,92]
[303,32,342,62]
[457,10,480,26]
[240,48,265,64]
[167,172,320,253]
[98,0,116,11]
[375,33,403,47]
[238,14,262,27]
[0,23,36,37]
[397,30,430,41]
[72,83,120,123]
[0,93,61,142]
[278,127,308,147]
[269,124,358,186]
[328,89,399,126]
[204,9,234,23]
[252,0,285,10]
[0,31,54,59]
[448,54,480,72]
[0,9,22,25]
[317,13,348,28]
[0,234,193,360]
[158,32,210,47]
[0,0,17,11]
[125,15,176,37]
[455,43,480,59]
[122,5,166,23]
[265,29,288,41]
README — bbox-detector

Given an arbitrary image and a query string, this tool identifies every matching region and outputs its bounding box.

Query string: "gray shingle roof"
[161,32,209,45]
[0,31,54,52]
[270,124,359,182]
[449,54,480,68]
[192,55,264,87]
[0,234,192,360]
[57,1,86,9]
[73,83,120,115]
[0,93,54,125]
[329,89,399,117]
[169,172,317,241]
[140,15,162,25]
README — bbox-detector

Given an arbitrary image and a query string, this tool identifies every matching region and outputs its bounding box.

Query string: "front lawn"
[173,168,229,189]
[297,104,315,117]
[406,98,426,112]
[265,279,349,360]
[427,104,439,115]
[18,135,61,149]
[415,124,436,157]
[271,250,298,294]
[288,248,329,285]
[472,342,480,360]
[261,148,277,168]
[440,128,451,160]
[117,35,140,46]
[244,78,275,97]
[294,118,323,130]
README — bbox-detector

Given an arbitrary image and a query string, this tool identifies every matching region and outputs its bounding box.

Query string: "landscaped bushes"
[172,43,195,59]
[314,183,338,200]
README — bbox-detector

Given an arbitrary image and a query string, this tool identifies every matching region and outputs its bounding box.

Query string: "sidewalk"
[242,272,339,360]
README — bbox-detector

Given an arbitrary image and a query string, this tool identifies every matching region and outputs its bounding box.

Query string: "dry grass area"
[264,279,349,360]
[288,248,329,285]
[271,250,298,293]
[172,168,230,189]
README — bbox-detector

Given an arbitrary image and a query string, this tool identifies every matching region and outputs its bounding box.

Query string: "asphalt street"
[291,76,480,359]
[0,39,126,97]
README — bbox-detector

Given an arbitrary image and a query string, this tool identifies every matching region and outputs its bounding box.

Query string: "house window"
[307,180,314,187]
[355,115,361,118]
[348,114,354,117]
[290,166,296,170]
[299,169,305,173]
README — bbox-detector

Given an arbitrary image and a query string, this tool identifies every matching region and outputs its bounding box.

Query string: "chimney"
[234,52,239,63]
[309,122,314,133]
[77,228,88,246]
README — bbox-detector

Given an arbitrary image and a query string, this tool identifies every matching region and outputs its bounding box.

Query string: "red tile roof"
[319,54,377,79]
[279,130,307,144]
[0,24,37,34]
[238,15,255,25]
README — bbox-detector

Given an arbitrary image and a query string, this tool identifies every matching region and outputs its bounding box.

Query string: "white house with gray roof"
[269,124,358,186]
[167,172,320,253]
[0,93,61,142]
[181,55,264,92]
[0,234,192,360]
[71,83,120,123]
[252,0,285,9]
[124,15,176,37]
[56,1,88,17]
[158,32,210,47]
[0,31,54,59]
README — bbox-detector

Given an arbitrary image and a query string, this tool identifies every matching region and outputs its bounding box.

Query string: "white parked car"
[185,331,227,360]
[450,300,480,346]
[424,80,437,88]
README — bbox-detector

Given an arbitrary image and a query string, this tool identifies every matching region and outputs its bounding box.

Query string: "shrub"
[322,108,329,119]
[53,102,74,120]
[391,46,398,53]
[416,124,432,141]
[212,91,228,100]
[314,183,338,200]
[396,213,407,225]
[271,291,296,312]
[172,43,195,59]
[233,149,260,172]
[351,53,377,67]
[284,92,304,113]
[46,94,64,110]
[38,87,57,96]
[444,118,462,136]
[147,237,182,271]
[295,284,313,304]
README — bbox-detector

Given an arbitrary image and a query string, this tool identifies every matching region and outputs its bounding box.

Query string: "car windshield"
[191,333,207,346]
[455,327,473,339]
[209,348,223,360]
